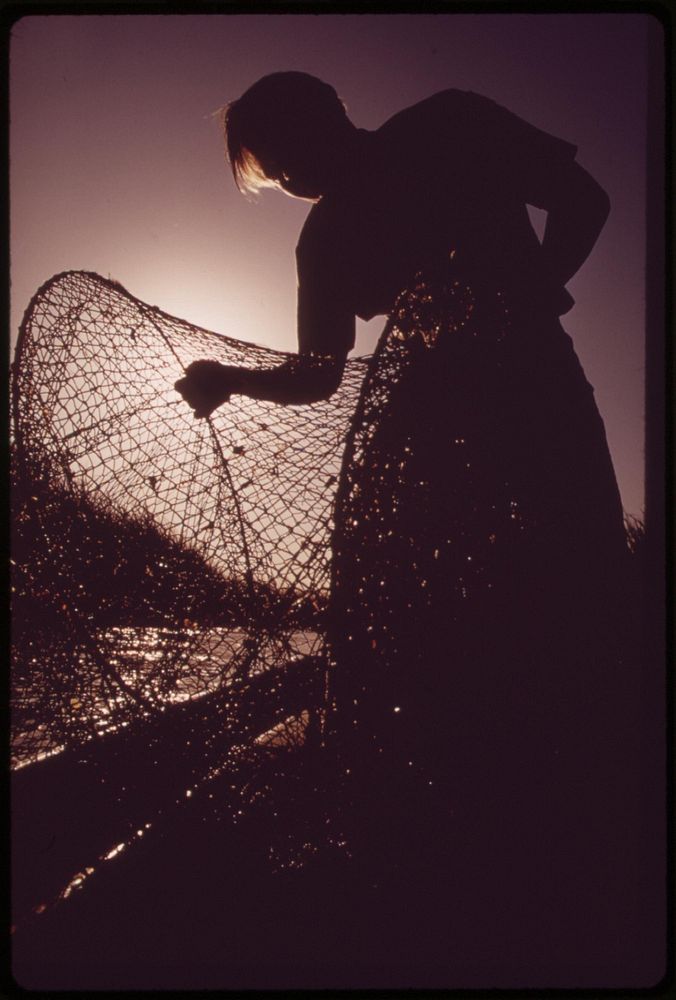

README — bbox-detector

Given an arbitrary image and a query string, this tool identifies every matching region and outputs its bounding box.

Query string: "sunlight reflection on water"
[13,626,319,769]
[18,625,323,923]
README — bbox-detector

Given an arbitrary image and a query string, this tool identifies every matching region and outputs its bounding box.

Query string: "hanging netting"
[11,271,369,777]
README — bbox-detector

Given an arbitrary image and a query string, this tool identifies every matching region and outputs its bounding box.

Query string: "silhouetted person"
[176,73,642,986]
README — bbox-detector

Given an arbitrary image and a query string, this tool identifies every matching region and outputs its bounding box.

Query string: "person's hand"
[174,360,245,419]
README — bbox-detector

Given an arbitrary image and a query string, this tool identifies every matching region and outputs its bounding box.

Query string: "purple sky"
[10,12,658,519]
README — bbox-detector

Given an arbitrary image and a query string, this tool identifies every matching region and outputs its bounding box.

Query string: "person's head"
[222,71,352,200]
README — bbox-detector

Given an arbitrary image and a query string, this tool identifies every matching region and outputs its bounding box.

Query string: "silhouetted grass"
[11,453,325,640]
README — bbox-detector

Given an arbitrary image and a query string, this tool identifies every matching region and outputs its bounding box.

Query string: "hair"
[222,72,348,195]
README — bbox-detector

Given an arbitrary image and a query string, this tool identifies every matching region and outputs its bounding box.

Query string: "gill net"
[11,271,369,793]
[11,265,640,935]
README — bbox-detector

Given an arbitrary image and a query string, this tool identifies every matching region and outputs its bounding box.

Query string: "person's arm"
[536,159,610,291]
[174,351,346,418]
[175,200,355,417]
[463,93,611,310]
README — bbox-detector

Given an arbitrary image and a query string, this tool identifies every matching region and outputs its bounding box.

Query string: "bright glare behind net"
[11,271,369,771]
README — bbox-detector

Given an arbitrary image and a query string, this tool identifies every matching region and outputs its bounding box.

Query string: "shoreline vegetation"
[11,455,326,635]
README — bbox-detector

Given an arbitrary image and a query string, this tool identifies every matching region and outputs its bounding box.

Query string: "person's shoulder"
[377,88,493,134]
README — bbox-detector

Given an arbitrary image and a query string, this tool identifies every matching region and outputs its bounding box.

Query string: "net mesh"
[11,270,369,775]
[11,268,648,970]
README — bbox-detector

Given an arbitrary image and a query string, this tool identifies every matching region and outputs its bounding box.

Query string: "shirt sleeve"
[295,204,356,358]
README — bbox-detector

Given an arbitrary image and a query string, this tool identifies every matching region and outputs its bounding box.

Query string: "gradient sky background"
[10,12,659,519]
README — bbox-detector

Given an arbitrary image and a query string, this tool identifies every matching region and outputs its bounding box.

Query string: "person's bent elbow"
[569,160,611,225]
[591,178,611,227]
[295,353,346,403]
